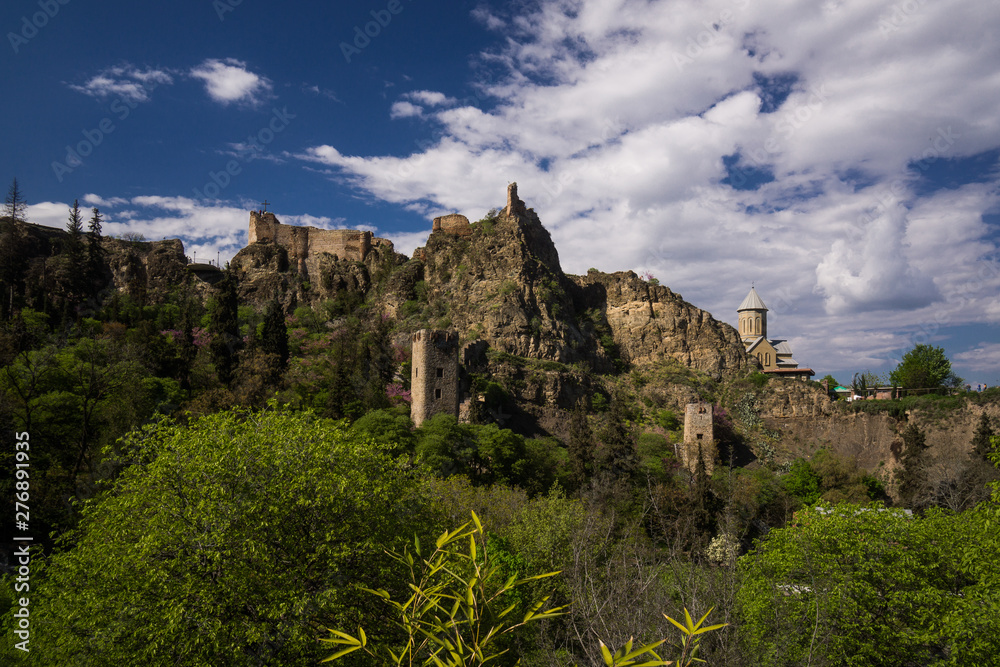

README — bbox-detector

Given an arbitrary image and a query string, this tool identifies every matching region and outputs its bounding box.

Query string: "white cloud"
[69,65,173,103]
[82,194,129,208]
[190,58,272,105]
[390,101,424,119]
[954,343,1000,374]
[406,90,456,107]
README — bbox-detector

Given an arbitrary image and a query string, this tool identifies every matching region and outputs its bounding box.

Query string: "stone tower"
[410,329,460,427]
[737,286,768,343]
[682,402,716,475]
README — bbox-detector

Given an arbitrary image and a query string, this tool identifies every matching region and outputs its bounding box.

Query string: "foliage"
[738,502,1000,666]
[23,407,430,666]
[890,343,962,391]
[415,415,532,487]
[599,607,727,666]
[320,512,566,666]
[782,458,821,505]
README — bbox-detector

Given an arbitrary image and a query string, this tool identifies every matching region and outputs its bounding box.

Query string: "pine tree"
[64,200,86,298]
[86,207,105,284]
[2,178,29,318]
[4,178,27,223]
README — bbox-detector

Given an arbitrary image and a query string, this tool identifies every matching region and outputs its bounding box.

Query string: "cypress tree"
[208,270,240,385]
[259,299,289,368]
[898,423,929,508]
[567,402,594,489]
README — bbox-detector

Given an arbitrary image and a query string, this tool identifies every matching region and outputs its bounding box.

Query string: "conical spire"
[738,286,768,312]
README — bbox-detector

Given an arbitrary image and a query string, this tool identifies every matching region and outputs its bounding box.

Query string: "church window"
[766,352,771,366]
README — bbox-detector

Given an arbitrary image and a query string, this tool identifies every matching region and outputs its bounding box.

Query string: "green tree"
[738,502,1000,666]
[61,200,87,303]
[24,407,431,666]
[890,343,962,391]
[259,298,289,367]
[567,403,594,489]
[897,422,929,508]
[782,458,821,505]
[208,269,240,385]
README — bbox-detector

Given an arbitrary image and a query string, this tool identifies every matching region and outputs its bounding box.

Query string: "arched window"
[766,353,771,366]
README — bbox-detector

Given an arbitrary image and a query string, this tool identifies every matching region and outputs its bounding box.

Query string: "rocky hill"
[232,183,748,378]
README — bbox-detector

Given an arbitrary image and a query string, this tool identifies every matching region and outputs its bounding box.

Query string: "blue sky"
[3,0,1000,386]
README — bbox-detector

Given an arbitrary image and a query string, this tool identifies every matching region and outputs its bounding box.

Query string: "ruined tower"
[682,402,716,475]
[410,329,460,427]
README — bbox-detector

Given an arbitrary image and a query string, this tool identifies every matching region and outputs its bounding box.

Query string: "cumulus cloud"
[190,58,272,105]
[390,101,424,119]
[69,65,173,103]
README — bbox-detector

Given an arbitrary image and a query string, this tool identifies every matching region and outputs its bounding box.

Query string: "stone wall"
[411,329,460,427]
[248,211,392,274]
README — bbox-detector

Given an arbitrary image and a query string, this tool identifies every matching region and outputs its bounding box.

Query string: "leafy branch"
[320,511,566,666]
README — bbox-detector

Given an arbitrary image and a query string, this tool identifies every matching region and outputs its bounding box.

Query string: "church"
[738,287,815,380]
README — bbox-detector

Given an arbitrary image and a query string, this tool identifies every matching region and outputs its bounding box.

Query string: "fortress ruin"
[248,210,395,274]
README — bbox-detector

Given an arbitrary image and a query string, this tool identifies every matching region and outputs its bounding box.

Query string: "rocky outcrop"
[410,183,749,377]
[570,271,746,374]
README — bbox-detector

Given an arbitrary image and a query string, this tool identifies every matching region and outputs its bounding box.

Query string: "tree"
[738,502,1000,666]
[890,343,961,391]
[62,200,86,302]
[1,178,29,318]
[24,407,432,666]
[208,269,240,385]
[897,423,929,508]
[259,298,289,368]
[567,402,594,489]
[4,178,27,223]
[86,206,105,283]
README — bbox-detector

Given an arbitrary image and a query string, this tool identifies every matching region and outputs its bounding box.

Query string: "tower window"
[435,389,442,399]
[696,433,703,440]
[414,368,418,377]
[436,367,444,378]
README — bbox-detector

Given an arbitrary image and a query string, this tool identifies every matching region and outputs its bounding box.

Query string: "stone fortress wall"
[249,210,394,273]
